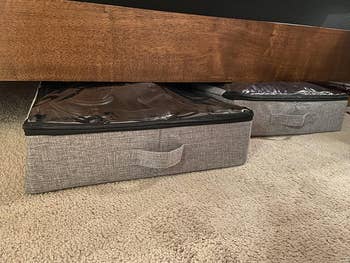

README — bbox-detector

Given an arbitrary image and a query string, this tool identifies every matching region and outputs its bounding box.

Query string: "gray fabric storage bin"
[23,83,253,193]
[195,82,348,136]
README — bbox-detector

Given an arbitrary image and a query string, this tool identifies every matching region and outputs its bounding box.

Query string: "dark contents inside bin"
[208,82,348,101]
[24,82,253,135]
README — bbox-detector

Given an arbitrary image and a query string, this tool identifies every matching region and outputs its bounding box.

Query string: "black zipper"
[23,111,253,136]
[223,93,349,102]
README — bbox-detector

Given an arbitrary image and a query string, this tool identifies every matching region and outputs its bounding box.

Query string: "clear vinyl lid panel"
[23,82,253,135]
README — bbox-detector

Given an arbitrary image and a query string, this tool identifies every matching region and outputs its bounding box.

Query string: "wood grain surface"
[1,0,350,82]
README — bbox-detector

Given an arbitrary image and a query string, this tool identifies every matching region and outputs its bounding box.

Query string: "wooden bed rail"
[1,0,350,82]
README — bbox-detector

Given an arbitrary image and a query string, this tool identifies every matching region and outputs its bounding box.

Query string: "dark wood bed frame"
[1,0,349,82]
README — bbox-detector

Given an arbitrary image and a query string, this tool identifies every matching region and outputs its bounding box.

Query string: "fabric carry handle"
[270,113,309,128]
[131,145,184,169]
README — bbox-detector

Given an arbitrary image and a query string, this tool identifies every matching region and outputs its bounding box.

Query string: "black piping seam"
[223,93,349,102]
[23,111,254,136]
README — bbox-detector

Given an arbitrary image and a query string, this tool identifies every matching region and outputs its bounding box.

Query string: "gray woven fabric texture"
[130,145,184,169]
[211,94,347,136]
[236,100,347,136]
[26,122,252,193]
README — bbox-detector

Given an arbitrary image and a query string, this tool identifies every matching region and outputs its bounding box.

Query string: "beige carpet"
[1,83,350,263]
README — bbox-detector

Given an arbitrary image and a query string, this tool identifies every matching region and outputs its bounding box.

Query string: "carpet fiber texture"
[0,83,350,262]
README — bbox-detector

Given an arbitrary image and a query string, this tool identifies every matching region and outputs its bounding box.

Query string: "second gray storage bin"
[195,82,348,136]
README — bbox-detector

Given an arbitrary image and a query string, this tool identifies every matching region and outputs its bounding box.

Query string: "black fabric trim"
[223,92,349,102]
[23,111,253,136]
